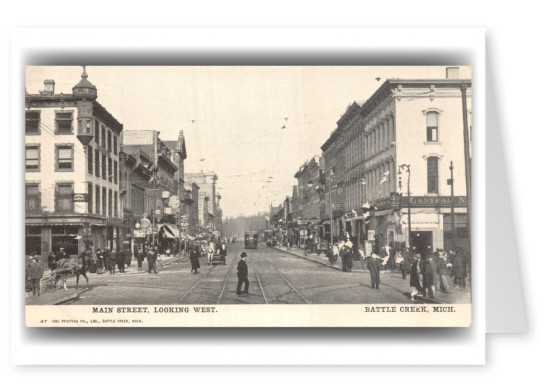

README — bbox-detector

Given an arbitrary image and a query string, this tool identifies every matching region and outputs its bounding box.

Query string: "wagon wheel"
[39,275,50,292]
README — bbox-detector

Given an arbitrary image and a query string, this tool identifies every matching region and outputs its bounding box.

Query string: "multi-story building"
[119,145,155,251]
[184,171,221,233]
[164,130,188,231]
[25,68,124,262]
[183,182,200,234]
[320,69,471,255]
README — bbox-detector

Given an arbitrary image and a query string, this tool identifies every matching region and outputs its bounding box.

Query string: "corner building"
[321,72,471,255]
[25,69,124,262]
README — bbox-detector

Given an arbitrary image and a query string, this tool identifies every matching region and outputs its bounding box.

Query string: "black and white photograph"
[24,65,472,327]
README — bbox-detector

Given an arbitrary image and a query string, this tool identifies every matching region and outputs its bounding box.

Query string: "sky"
[26,65,471,218]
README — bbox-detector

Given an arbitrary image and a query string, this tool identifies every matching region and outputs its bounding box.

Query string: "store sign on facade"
[408,196,467,208]
[72,193,88,203]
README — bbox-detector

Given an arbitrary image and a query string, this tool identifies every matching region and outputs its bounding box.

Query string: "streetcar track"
[217,255,239,304]
[174,262,221,304]
[249,256,269,304]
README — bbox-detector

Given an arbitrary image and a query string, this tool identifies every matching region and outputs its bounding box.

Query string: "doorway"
[411,231,433,257]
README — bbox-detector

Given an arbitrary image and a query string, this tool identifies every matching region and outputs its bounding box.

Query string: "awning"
[159,223,180,239]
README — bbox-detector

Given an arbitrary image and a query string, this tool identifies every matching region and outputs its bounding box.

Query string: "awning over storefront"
[159,223,180,239]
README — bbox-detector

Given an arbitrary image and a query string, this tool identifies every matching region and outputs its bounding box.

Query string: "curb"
[272,247,370,273]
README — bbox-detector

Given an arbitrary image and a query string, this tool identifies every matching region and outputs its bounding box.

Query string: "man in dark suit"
[367,252,382,289]
[236,252,249,297]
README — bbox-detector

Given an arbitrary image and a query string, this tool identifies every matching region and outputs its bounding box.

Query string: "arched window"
[426,111,439,142]
[427,156,439,194]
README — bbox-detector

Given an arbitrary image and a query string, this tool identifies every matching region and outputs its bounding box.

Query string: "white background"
[1,0,546,388]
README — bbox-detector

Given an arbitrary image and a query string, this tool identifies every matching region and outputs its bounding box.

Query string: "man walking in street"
[367,252,382,289]
[147,247,158,274]
[401,247,413,280]
[236,252,249,297]
[26,256,44,297]
[207,239,215,266]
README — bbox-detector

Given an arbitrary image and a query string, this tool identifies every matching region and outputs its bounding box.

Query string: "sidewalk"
[273,246,471,304]
[25,254,190,305]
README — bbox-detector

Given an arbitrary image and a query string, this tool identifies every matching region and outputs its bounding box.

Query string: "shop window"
[55,111,74,134]
[25,183,41,211]
[25,226,42,256]
[51,226,78,256]
[25,111,40,134]
[25,145,40,171]
[55,182,74,212]
[427,157,439,194]
[426,111,439,142]
[55,144,74,171]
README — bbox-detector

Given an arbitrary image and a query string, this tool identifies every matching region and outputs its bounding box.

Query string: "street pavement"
[26,243,471,305]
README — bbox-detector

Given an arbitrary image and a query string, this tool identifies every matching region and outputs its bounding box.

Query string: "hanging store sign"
[367,230,376,241]
[72,193,89,203]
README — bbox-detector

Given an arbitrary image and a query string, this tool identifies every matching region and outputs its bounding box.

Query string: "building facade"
[184,171,221,233]
[25,69,124,263]
[320,71,471,255]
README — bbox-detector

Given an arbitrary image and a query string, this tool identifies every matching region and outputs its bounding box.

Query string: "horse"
[52,252,90,290]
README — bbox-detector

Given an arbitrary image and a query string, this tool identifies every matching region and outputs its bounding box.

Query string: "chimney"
[446,67,460,79]
[41,79,55,95]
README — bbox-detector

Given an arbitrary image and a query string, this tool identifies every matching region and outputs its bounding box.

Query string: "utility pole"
[152,132,158,251]
[399,164,411,249]
[461,84,471,251]
[448,161,456,250]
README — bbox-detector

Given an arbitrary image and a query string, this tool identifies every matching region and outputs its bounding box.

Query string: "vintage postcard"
[24,65,472,327]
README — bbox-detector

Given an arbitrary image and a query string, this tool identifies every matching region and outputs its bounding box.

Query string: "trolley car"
[244,231,259,249]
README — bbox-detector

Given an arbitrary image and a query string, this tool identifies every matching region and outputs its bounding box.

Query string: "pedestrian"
[401,248,413,280]
[106,249,116,275]
[190,246,200,274]
[96,248,104,272]
[388,243,396,271]
[423,254,438,298]
[236,252,249,297]
[453,249,468,288]
[207,239,215,266]
[410,253,423,300]
[55,247,66,262]
[136,248,145,272]
[26,256,44,297]
[147,247,158,274]
[367,252,382,289]
[47,251,56,271]
[437,252,454,293]
[117,249,126,273]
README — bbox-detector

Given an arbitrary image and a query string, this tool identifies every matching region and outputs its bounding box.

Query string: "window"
[427,156,439,194]
[108,157,112,183]
[426,111,439,142]
[55,111,74,134]
[101,125,106,148]
[55,144,74,171]
[114,161,118,184]
[102,154,106,179]
[102,187,107,215]
[25,111,40,134]
[114,191,118,217]
[113,135,118,155]
[55,182,74,212]
[51,225,79,256]
[108,189,113,216]
[95,149,100,177]
[87,182,93,214]
[95,185,101,214]
[88,145,94,174]
[25,145,40,171]
[107,130,112,153]
[95,120,100,144]
[25,183,41,211]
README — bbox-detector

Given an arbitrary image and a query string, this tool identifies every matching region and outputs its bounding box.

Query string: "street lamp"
[326,170,336,246]
[398,164,411,249]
